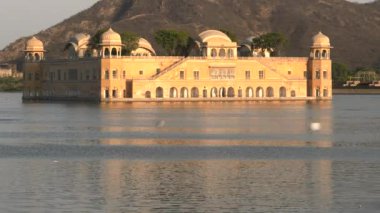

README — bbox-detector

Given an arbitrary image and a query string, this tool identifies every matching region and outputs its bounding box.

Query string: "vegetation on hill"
[1,0,379,69]
[153,30,193,56]
[251,33,288,56]
[0,77,23,92]
[120,32,139,55]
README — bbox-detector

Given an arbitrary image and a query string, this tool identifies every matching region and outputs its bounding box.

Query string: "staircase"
[255,58,289,80]
[151,57,188,79]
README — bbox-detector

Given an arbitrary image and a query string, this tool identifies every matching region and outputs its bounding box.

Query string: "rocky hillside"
[1,0,379,68]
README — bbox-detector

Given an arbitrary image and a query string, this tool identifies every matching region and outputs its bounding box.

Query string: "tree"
[154,30,192,56]
[219,29,237,42]
[120,32,139,55]
[332,62,351,87]
[89,29,107,49]
[251,32,287,56]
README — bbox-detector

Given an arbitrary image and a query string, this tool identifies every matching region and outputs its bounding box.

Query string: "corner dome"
[25,36,44,52]
[138,38,156,54]
[101,28,122,46]
[198,30,232,43]
[312,32,330,47]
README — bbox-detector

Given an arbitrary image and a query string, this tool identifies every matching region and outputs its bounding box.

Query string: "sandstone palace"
[22,29,332,101]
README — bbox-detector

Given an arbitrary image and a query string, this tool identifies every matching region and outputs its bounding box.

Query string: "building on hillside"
[22,29,332,101]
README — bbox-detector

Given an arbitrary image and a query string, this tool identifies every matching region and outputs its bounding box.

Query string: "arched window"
[266,87,274,97]
[111,48,117,57]
[246,87,254,98]
[219,49,226,58]
[34,53,40,61]
[323,89,328,97]
[211,49,217,58]
[105,71,109,79]
[227,87,235,98]
[145,91,151,98]
[315,50,320,59]
[180,87,188,98]
[238,88,243,98]
[322,50,328,59]
[219,87,226,98]
[104,48,110,57]
[256,87,264,98]
[191,87,199,98]
[228,49,234,58]
[291,90,296,97]
[170,87,178,98]
[280,87,286,98]
[203,88,207,98]
[156,87,163,98]
[210,87,218,98]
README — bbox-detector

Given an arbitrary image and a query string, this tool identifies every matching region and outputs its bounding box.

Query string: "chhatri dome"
[101,28,122,46]
[312,32,330,47]
[25,36,44,52]
[198,30,232,43]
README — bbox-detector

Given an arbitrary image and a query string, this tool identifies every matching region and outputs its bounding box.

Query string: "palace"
[22,29,332,101]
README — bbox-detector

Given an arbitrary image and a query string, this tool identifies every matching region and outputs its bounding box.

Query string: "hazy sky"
[0,0,375,49]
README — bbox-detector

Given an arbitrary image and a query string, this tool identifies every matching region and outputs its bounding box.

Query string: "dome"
[137,38,156,54]
[312,32,330,47]
[198,30,232,43]
[25,36,44,52]
[101,28,122,46]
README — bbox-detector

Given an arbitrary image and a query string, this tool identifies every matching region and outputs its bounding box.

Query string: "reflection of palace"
[22,29,332,101]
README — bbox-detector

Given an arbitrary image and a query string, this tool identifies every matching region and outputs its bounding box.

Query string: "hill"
[1,0,379,68]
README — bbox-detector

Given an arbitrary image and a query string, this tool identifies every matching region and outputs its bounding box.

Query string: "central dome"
[101,28,122,46]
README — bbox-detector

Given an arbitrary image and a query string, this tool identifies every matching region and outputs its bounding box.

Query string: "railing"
[150,57,188,79]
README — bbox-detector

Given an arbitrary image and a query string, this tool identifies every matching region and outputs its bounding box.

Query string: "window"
[316,71,321,79]
[79,72,83,80]
[228,49,234,58]
[139,70,143,75]
[180,71,185,80]
[105,70,109,79]
[219,49,226,58]
[259,70,265,79]
[210,68,235,80]
[323,71,327,79]
[86,70,90,80]
[323,89,328,97]
[211,49,217,58]
[68,69,78,81]
[288,71,292,75]
[156,69,161,75]
[123,71,126,79]
[112,70,117,79]
[112,89,117,98]
[245,71,251,80]
[194,71,199,80]
[35,73,40,81]
[105,89,109,98]
[304,71,307,79]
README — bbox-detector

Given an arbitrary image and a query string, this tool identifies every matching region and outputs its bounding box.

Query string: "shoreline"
[333,88,380,95]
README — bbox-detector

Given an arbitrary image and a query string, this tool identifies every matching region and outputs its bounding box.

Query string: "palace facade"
[22,29,332,101]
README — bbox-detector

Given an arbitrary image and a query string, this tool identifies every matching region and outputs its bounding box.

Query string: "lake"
[0,92,379,212]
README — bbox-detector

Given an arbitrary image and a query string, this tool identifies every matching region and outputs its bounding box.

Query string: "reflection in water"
[0,93,380,212]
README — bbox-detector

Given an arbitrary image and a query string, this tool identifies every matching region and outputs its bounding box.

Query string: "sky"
[0,0,375,49]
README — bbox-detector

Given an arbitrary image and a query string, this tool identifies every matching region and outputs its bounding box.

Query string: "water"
[0,93,379,212]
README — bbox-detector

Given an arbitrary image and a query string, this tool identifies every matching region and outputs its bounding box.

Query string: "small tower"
[99,28,122,58]
[307,32,333,99]
[24,37,45,62]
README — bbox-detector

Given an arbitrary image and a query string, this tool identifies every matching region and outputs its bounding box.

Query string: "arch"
[291,90,296,97]
[246,87,254,98]
[228,49,234,58]
[315,50,320,59]
[256,87,264,98]
[27,53,33,61]
[34,53,40,61]
[156,87,163,98]
[238,88,243,98]
[219,87,226,98]
[191,87,199,98]
[104,48,110,57]
[322,50,328,59]
[203,88,207,98]
[170,87,178,98]
[145,91,151,98]
[219,49,226,58]
[180,87,188,98]
[279,87,287,98]
[266,87,274,97]
[210,87,218,98]
[211,49,217,58]
[111,48,118,57]
[227,87,235,98]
